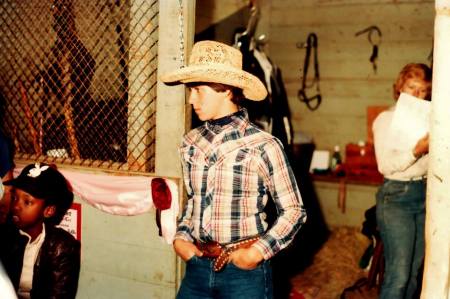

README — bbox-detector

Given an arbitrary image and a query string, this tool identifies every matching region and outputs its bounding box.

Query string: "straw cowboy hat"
[160,40,267,101]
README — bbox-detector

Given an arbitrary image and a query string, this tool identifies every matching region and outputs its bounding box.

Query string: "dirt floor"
[289,226,379,299]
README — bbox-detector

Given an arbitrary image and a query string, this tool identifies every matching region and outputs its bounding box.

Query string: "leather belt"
[195,237,259,272]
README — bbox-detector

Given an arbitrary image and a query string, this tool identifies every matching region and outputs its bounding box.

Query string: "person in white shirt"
[372,63,431,299]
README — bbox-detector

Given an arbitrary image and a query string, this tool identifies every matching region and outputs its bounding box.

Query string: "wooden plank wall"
[194,0,435,226]
[195,0,247,33]
[261,0,434,152]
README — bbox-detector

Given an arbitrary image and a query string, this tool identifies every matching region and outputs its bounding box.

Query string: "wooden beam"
[422,1,450,298]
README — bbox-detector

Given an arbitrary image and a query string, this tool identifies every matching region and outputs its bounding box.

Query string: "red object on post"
[151,178,172,210]
[151,178,172,236]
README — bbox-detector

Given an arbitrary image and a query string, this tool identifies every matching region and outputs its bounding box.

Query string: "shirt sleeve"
[46,234,80,299]
[373,111,417,176]
[253,139,307,260]
[174,148,195,243]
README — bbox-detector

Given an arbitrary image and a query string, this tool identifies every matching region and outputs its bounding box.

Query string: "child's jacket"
[0,223,80,299]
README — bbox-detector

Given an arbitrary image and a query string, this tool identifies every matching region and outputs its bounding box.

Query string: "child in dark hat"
[1,163,80,299]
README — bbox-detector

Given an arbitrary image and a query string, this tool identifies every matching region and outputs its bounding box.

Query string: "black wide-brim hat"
[3,163,73,206]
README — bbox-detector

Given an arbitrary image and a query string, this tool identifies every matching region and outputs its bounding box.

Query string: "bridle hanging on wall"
[355,25,382,74]
[297,33,322,111]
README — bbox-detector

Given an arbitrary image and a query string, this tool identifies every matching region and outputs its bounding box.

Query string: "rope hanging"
[355,25,382,74]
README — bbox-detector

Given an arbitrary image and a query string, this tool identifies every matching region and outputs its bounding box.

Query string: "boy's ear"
[221,89,233,101]
[44,205,56,218]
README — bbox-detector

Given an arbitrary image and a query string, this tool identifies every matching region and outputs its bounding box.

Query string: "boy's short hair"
[3,163,73,225]
[393,63,432,100]
[186,82,245,105]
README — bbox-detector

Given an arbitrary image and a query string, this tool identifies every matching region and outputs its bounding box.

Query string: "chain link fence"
[0,0,159,172]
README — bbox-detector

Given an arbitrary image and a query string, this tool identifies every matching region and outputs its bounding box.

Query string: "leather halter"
[297,33,322,111]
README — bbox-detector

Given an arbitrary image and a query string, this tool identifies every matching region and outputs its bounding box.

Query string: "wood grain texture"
[262,1,434,151]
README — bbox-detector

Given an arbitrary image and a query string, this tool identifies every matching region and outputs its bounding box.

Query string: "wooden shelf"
[311,173,383,186]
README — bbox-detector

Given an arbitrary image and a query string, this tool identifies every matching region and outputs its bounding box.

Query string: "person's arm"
[46,235,80,299]
[173,185,202,261]
[173,156,195,243]
[0,133,14,224]
[0,262,17,299]
[0,133,14,180]
[252,139,307,260]
[172,149,203,261]
[373,111,426,176]
[412,134,429,158]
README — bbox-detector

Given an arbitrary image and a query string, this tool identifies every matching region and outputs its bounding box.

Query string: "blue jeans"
[177,256,273,299]
[376,178,426,299]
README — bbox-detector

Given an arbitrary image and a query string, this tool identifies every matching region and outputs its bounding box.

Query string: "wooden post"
[156,0,195,292]
[421,1,450,298]
[156,0,195,177]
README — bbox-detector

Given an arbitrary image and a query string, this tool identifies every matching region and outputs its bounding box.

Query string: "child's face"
[11,189,48,238]
[188,84,232,121]
[400,78,430,100]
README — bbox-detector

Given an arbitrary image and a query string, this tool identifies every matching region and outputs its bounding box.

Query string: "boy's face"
[188,84,231,121]
[12,189,51,238]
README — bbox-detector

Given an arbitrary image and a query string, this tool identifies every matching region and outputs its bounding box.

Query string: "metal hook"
[296,33,318,49]
[355,26,382,74]
[241,5,260,39]
[355,25,382,45]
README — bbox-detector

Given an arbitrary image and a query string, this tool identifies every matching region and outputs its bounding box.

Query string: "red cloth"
[151,178,172,210]
[289,289,306,299]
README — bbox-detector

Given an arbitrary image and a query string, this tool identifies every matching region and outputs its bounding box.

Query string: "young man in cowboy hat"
[161,40,306,299]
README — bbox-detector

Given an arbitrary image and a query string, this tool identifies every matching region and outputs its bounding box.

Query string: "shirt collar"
[19,223,46,245]
[205,108,249,135]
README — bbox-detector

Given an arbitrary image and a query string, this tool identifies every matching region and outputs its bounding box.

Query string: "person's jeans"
[177,255,273,299]
[376,178,426,299]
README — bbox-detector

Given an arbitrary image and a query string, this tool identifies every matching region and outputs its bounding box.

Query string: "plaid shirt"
[176,109,306,259]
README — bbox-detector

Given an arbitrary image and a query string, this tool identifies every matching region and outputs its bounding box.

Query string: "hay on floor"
[290,226,375,299]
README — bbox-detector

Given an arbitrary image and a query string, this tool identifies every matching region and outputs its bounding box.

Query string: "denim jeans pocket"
[186,255,199,264]
[378,181,408,203]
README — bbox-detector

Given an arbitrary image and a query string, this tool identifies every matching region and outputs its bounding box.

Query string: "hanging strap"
[297,33,322,111]
[355,25,382,74]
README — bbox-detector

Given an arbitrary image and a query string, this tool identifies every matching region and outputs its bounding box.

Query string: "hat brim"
[160,64,267,101]
[3,176,44,200]
[3,175,73,204]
